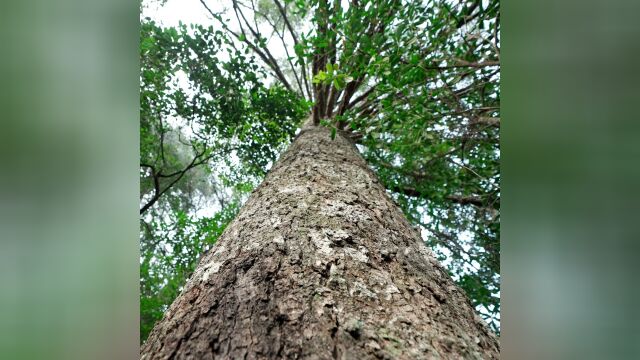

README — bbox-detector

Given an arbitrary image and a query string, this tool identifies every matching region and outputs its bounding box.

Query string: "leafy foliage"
[139,19,309,341]
[140,202,241,340]
[140,0,500,340]
[341,0,500,326]
[140,19,309,214]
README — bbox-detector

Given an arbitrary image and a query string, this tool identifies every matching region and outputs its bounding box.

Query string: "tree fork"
[141,121,499,359]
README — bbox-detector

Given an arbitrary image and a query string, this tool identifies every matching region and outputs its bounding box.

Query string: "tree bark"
[141,122,499,359]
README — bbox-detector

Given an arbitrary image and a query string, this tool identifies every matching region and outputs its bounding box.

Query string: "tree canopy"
[140,0,499,341]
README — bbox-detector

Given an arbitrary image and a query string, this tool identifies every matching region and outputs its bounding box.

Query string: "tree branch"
[232,1,294,91]
[140,147,221,214]
[472,116,500,127]
[198,0,293,92]
[272,0,313,99]
[391,185,486,208]
[446,194,485,207]
[253,3,306,96]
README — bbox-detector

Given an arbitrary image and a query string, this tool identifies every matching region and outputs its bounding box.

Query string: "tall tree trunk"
[141,122,499,359]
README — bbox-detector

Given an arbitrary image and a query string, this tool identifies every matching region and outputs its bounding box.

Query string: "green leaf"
[333,74,346,90]
[312,71,328,84]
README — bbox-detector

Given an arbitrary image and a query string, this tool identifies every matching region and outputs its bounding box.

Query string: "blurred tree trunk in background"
[141,122,499,359]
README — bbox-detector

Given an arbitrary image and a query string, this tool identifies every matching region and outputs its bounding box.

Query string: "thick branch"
[392,185,486,208]
[344,85,377,111]
[446,194,485,207]
[472,116,500,127]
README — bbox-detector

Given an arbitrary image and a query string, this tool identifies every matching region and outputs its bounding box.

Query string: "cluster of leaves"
[337,0,501,329]
[140,202,241,340]
[139,19,309,341]
[140,19,309,214]
[330,0,500,331]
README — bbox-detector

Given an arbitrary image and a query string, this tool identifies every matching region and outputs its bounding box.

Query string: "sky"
[142,0,214,27]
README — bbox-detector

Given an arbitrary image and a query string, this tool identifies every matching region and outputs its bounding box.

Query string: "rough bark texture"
[141,123,499,359]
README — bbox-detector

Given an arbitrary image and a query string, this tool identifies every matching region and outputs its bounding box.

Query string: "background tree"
[140,0,500,343]
[139,20,309,340]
